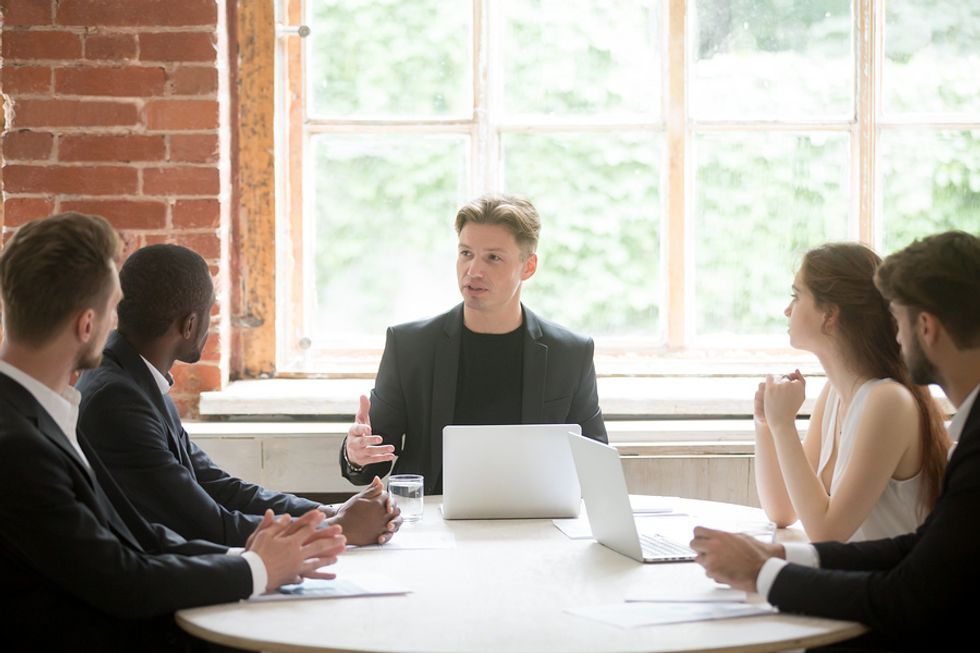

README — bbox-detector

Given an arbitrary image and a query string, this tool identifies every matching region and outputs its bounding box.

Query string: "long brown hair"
[802,242,950,514]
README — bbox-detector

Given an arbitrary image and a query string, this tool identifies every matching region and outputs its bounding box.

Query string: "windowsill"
[200,376,953,419]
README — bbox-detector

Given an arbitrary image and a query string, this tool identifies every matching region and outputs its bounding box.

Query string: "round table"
[177,496,866,653]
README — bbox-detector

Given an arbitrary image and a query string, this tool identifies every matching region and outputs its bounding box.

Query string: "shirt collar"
[948,384,980,443]
[140,355,172,396]
[0,360,89,468]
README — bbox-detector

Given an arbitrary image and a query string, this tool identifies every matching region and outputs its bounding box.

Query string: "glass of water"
[388,474,424,523]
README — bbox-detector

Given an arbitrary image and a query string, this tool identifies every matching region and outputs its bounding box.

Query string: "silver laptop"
[568,432,695,563]
[441,424,583,519]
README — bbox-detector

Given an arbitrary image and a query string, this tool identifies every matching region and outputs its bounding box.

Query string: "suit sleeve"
[341,326,406,484]
[0,428,251,619]
[767,445,979,643]
[568,337,607,443]
[81,382,310,547]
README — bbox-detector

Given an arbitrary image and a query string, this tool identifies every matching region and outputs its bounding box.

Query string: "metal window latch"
[276,24,311,38]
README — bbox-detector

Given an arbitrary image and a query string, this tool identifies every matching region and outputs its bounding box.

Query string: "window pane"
[502,132,662,337]
[695,133,850,336]
[692,0,852,118]
[884,2,980,115]
[502,0,661,117]
[307,0,471,117]
[880,130,980,253]
[309,135,467,340]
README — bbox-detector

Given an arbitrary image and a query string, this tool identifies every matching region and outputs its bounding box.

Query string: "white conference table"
[177,496,866,653]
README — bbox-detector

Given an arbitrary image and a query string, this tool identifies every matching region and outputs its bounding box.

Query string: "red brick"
[170,394,200,419]
[143,233,169,246]
[0,0,54,25]
[201,332,221,362]
[116,229,142,263]
[56,0,216,27]
[2,164,138,195]
[173,198,219,228]
[144,100,218,130]
[174,232,220,259]
[171,362,222,393]
[55,66,166,96]
[2,131,54,160]
[2,198,55,226]
[143,166,219,195]
[60,134,166,162]
[1,31,81,60]
[84,32,137,60]
[10,99,138,128]
[170,134,218,162]
[1,66,52,94]
[61,200,167,228]
[171,66,217,95]
[140,32,216,62]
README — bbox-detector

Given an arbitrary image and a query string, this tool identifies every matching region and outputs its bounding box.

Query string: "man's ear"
[521,252,538,281]
[75,308,96,344]
[917,311,942,347]
[180,312,198,341]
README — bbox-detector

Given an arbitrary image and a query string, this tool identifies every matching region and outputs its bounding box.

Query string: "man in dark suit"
[690,230,980,651]
[342,195,607,494]
[0,213,345,650]
[77,244,402,547]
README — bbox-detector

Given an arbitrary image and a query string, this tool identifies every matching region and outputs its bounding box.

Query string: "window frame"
[233,0,979,379]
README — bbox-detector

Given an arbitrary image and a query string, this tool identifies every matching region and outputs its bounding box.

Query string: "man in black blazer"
[342,195,607,494]
[690,231,980,651]
[78,244,402,547]
[0,213,344,650]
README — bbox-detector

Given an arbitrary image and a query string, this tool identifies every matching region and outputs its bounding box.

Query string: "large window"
[273,0,979,373]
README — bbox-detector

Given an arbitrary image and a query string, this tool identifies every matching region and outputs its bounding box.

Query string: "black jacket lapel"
[521,306,548,423]
[429,304,462,490]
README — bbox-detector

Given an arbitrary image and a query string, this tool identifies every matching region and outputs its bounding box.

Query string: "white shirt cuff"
[756,557,789,600]
[240,550,268,597]
[756,544,820,601]
[225,547,244,556]
[783,543,820,567]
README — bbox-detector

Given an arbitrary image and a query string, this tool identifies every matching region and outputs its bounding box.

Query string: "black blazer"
[769,392,980,650]
[77,332,321,547]
[0,372,251,643]
[341,304,607,494]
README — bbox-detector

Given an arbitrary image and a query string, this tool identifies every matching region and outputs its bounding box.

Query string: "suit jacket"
[341,304,607,494]
[0,372,251,641]
[769,392,980,650]
[77,332,321,547]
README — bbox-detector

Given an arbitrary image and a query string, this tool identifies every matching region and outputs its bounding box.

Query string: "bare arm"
[769,380,917,542]
[755,377,828,527]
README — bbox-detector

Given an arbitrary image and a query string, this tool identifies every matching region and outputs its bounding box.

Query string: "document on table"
[252,574,411,602]
[625,587,747,603]
[350,530,457,550]
[553,511,688,540]
[566,601,776,628]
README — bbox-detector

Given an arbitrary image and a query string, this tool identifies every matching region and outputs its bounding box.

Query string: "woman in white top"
[754,243,949,542]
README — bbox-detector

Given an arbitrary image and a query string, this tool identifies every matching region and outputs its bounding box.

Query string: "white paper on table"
[566,601,776,628]
[629,496,675,514]
[625,587,747,603]
[553,512,689,541]
[351,531,457,550]
[252,574,411,602]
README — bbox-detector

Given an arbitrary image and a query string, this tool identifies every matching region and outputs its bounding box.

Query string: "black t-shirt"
[453,321,524,426]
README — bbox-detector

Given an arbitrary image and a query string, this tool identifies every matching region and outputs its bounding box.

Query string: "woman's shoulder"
[860,378,918,417]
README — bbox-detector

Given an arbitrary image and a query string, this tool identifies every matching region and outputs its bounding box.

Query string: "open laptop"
[441,424,582,519]
[568,432,696,563]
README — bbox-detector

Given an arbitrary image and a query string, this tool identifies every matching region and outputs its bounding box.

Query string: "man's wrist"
[342,440,364,473]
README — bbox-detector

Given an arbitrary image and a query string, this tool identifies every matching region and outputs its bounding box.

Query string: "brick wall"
[0,0,232,417]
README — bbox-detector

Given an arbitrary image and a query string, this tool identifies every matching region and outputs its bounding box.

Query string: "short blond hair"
[454,194,540,258]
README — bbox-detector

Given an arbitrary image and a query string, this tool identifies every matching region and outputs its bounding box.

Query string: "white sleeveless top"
[818,378,925,542]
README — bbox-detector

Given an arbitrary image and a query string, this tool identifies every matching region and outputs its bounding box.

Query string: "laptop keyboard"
[639,533,697,562]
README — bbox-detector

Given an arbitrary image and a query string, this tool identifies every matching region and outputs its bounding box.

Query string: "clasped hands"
[754,369,806,433]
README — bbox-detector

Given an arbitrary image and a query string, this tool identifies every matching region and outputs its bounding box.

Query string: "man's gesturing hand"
[345,395,395,468]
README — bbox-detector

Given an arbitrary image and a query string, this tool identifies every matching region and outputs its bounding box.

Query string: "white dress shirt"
[0,360,90,468]
[756,382,980,599]
[138,355,268,596]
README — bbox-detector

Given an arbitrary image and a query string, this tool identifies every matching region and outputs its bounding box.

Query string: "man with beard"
[690,230,980,651]
[77,244,402,547]
[0,213,345,650]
